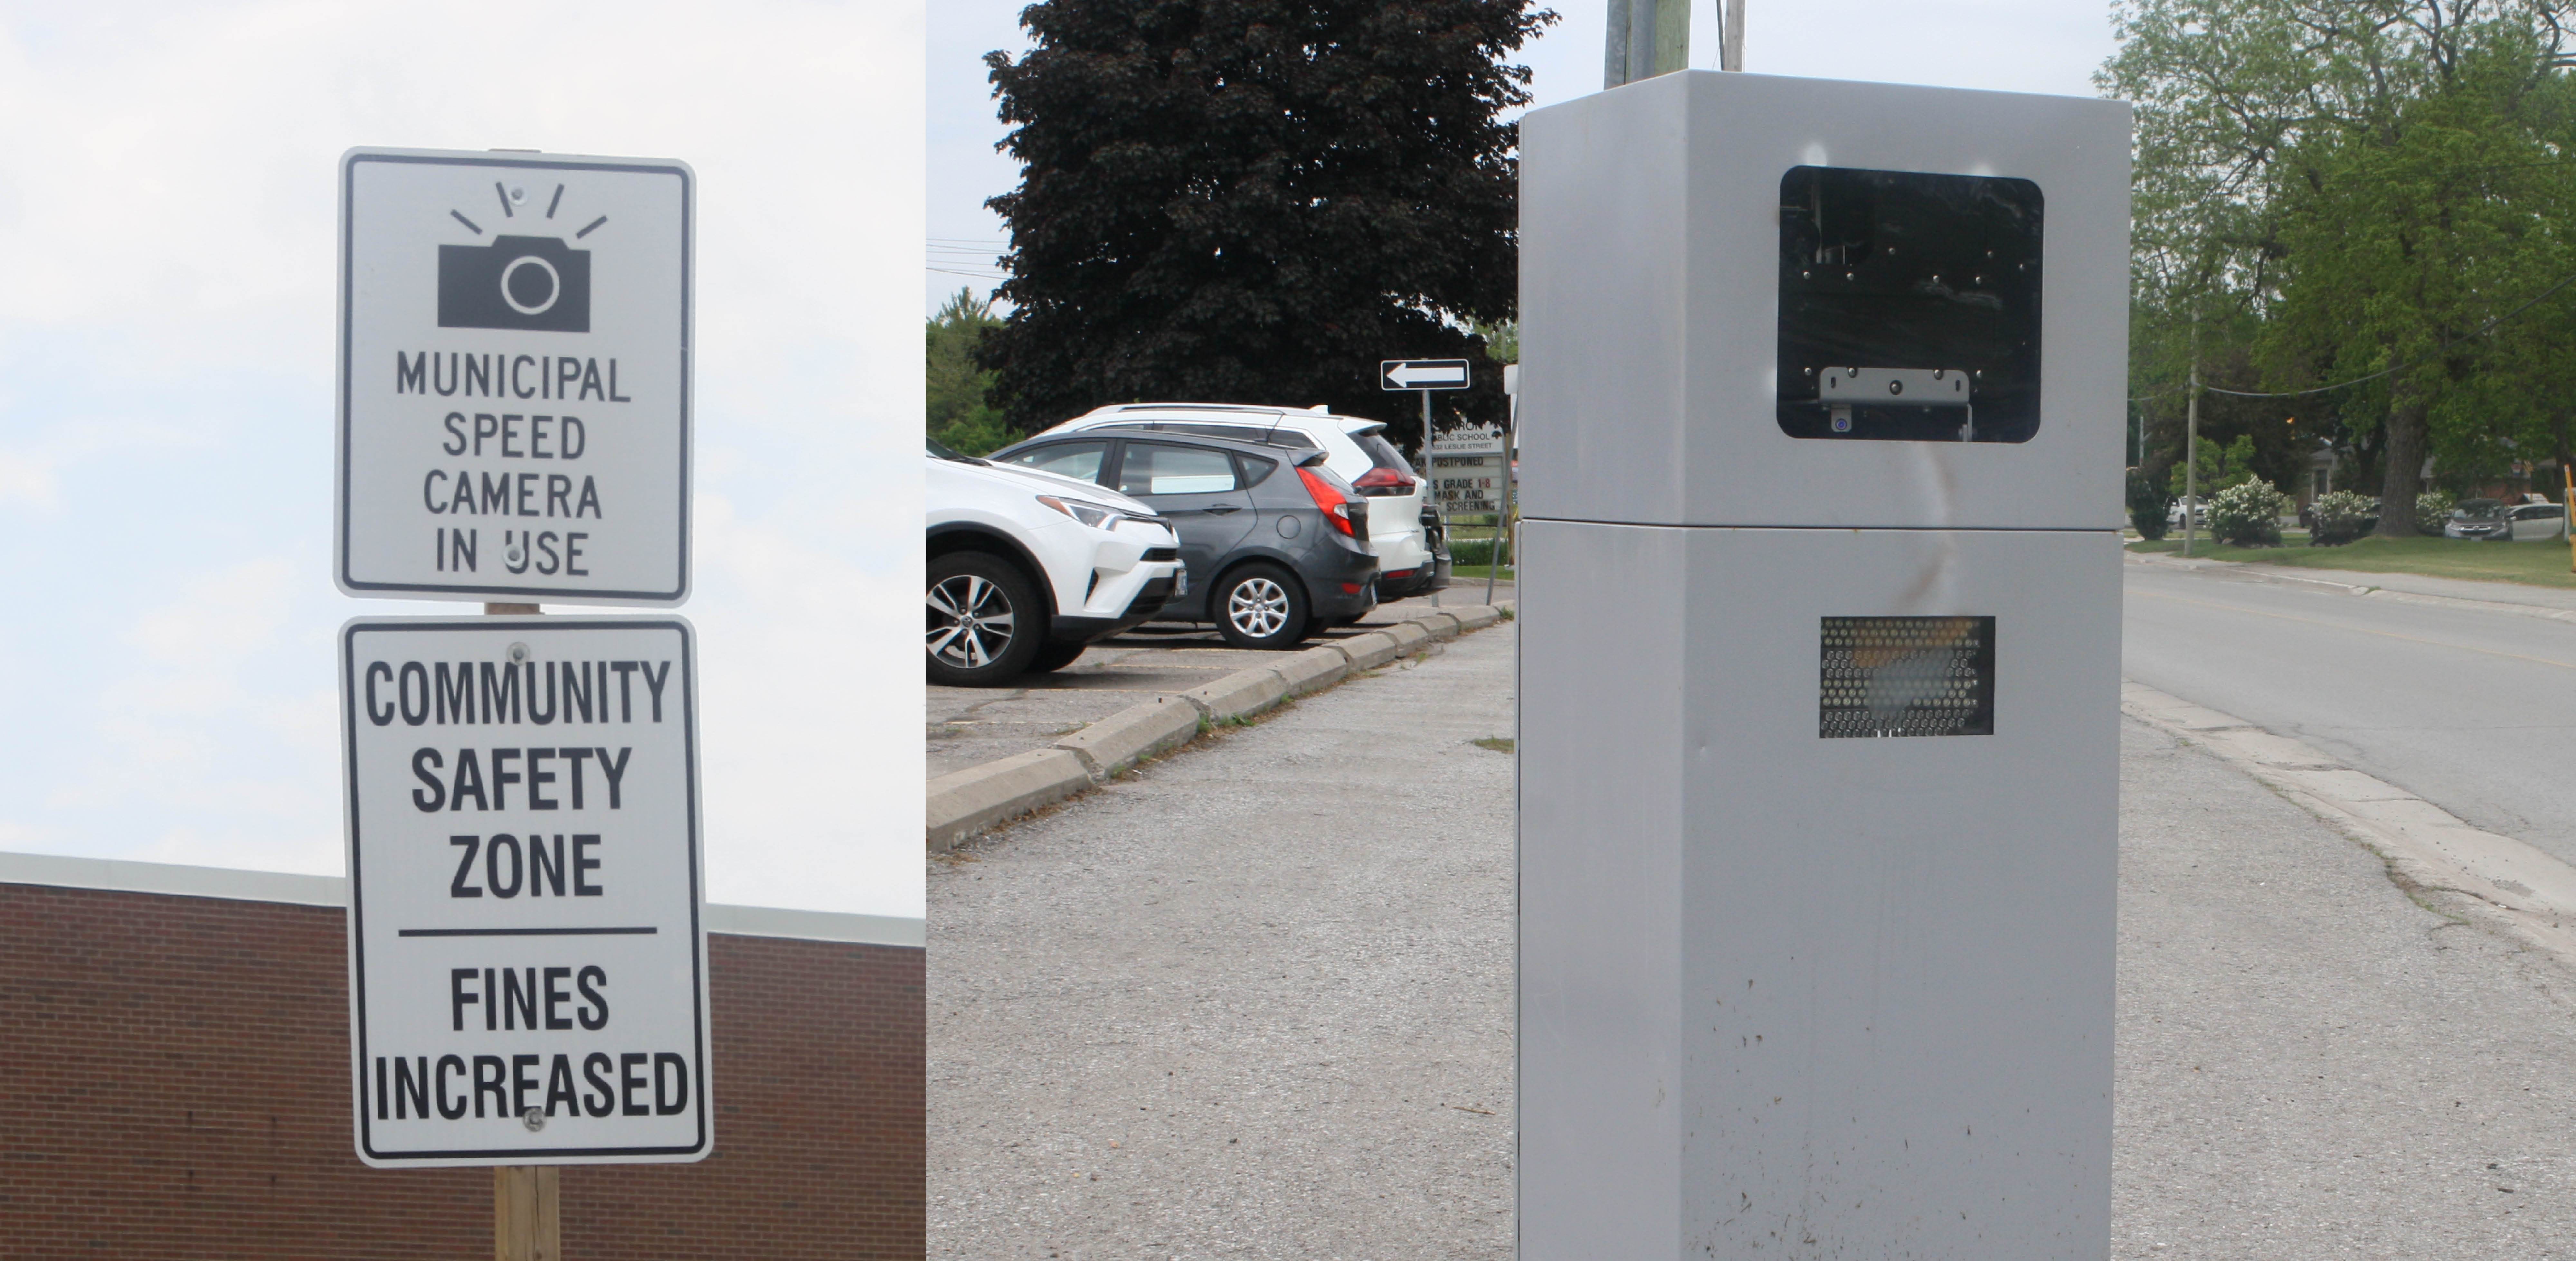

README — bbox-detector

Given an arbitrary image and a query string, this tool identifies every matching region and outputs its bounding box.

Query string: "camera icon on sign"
[439,235,591,332]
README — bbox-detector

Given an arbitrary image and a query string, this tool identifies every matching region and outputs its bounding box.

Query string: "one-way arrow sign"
[1381,359,1471,391]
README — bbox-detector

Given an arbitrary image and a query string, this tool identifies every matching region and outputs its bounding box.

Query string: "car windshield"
[2452,500,2504,520]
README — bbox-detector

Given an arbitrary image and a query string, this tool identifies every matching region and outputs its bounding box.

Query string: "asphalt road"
[2124,556,2576,867]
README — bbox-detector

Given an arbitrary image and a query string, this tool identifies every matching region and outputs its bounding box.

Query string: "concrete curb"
[1272,646,1351,697]
[926,601,1512,850]
[1334,630,1403,670]
[1183,667,1290,722]
[2123,680,2576,972]
[925,748,1094,853]
[1052,693,1202,780]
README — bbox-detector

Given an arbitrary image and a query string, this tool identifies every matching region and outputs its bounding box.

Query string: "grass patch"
[2129,534,2576,588]
[1472,736,1515,753]
[1450,564,1516,581]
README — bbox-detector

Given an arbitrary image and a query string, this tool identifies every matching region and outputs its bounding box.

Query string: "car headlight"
[1035,495,1125,530]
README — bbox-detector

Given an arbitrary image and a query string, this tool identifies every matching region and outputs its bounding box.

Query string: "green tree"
[2101,0,2576,536]
[977,0,1553,449]
[927,288,1016,456]
[2168,433,2264,498]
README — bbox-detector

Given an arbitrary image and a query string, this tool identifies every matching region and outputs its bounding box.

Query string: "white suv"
[1034,403,1450,602]
[926,439,1186,686]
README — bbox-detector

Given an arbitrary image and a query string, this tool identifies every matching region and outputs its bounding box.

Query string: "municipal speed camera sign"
[342,616,708,1166]
[338,148,693,605]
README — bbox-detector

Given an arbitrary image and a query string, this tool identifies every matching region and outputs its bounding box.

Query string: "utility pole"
[1604,0,1690,86]
[2183,361,2200,558]
[1721,0,1746,72]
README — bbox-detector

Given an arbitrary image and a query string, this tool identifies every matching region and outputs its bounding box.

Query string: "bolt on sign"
[343,617,708,1166]
[337,148,693,605]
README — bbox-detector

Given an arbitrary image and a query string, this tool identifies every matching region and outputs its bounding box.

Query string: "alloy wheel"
[1228,576,1290,639]
[927,573,1017,669]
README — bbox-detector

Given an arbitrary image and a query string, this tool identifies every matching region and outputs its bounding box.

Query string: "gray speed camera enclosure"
[1516,72,2129,1257]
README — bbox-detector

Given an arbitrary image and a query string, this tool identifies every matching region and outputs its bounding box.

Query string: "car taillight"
[1298,466,1358,536]
[1352,466,1415,496]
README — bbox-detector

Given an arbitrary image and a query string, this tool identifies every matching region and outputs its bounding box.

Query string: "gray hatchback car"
[988,428,1378,648]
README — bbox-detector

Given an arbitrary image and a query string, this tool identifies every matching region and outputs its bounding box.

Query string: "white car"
[926,438,1186,686]
[2445,498,2567,542]
[1032,402,1450,603]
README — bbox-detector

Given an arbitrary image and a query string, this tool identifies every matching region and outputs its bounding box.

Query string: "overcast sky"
[0,1,924,919]
[929,0,2122,313]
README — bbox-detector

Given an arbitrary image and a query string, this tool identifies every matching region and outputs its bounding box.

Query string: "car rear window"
[1353,431,1417,479]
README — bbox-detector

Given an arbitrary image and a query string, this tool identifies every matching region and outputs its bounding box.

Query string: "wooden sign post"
[496,1166,561,1261]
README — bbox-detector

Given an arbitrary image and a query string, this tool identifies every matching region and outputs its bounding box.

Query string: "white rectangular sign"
[338,148,693,605]
[1430,426,1507,513]
[343,616,708,1166]
[1428,425,1505,456]
[1380,358,1471,391]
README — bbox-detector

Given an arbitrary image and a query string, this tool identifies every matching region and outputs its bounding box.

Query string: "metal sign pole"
[1490,390,1517,605]
[1422,389,1440,608]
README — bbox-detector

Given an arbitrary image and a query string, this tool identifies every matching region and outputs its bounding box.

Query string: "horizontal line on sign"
[397,926,659,937]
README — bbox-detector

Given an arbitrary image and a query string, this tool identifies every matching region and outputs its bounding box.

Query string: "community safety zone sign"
[342,617,709,1166]
[337,148,693,605]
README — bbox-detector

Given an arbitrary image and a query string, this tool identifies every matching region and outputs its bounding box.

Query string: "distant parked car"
[2486,501,2569,541]
[1031,402,1450,600]
[925,438,1186,686]
[989,428,1380,649]
[2442,499,2509,541]
[2166,495,2205,530]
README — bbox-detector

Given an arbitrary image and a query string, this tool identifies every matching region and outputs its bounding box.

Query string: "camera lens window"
[503,256,562,315]
[1776,166,2043,443]
[439,235,592,333]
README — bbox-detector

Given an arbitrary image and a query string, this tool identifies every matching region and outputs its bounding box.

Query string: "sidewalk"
[2133,548,2576,615]
[930,644,2576,1256]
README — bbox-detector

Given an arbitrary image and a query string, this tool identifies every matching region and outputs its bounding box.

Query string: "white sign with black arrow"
[342,616,709,1167]
[338,148,694,606]
[1380,358,1472,391]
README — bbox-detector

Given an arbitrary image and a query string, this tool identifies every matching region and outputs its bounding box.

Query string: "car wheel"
[1214,563,1309,650]
[926,552,1045,686]
[1025,639,1088,674]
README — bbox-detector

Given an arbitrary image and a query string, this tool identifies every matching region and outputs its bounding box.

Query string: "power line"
[2129,263,2576,404]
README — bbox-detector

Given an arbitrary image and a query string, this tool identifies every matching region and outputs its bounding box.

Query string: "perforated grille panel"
[1820,616,1995,738]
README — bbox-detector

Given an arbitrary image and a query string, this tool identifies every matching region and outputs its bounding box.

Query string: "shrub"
[2207,480,2289,547]
[2415,489,2455,525]
[1450,537,1512,567]
[2308,489,2374,546]
[2126,468,2170,540]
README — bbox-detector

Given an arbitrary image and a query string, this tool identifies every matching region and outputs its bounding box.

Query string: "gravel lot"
[929,618,1517,1259]
[930,616,2576,1258]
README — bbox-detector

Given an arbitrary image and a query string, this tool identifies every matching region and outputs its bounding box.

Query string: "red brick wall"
[0,881,921,1259]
